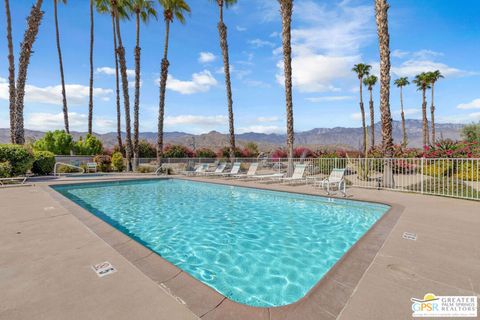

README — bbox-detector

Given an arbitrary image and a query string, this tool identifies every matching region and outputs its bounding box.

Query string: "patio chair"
[0,176,29,187]
[214,162,241,177]
[86,162,97,173]
[182,163,208,176]
[203,163,227,176]
[233,163,259,179]
[279,164,307,184]
[315,168,346,196]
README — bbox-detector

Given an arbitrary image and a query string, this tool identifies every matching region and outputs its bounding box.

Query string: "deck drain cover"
[92,261,117,278]
[402,232,417,241]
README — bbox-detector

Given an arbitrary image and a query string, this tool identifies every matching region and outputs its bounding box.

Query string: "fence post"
[421,157,424,194]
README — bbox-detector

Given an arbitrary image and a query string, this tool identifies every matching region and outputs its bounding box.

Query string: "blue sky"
[1,0,480,134]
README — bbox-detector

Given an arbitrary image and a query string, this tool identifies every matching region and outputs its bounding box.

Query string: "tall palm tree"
[54,0,70,133]
[96,0,129,151]
[88,0,94,135]
[426,70,443,144]
[352,63,371,156]
[413,72,431,147]
[278,0,294,174]
[211,0,236,160]
[111,0,134,170]
[4,0,15,143]
[14,0,45,145]
[363,74,378,148]
[374,0,394,156]
[394,77,409,147]
[131,0,157,169]
[157,0,190,163]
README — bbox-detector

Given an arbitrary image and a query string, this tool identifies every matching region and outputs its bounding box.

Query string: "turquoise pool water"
[53,179,389,307]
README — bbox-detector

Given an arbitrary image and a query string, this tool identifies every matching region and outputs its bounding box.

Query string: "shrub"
[33,130,74,155]
[271,148,287,160]
[0,144,34,176]
[244,142,259,157]
[32,151,55,175]
[0,161,12,178]
[196,148,216,158]
[217,146,243,158]
[461,122,480,144]
[294,147,315,158]
[138,140,157,158]
[74,134,103,156]
[136,165,155,173]
[93,155,112,172]
[111,152,125,172]
[163,144,195,158]
[455,160,480,181]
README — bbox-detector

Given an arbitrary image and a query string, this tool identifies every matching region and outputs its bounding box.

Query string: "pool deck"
[1,174,479,319]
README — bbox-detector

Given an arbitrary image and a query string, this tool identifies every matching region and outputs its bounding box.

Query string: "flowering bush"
[163,144,195,158]
[423,139,480,158]
[271,148,287,159]
[93,155,112,172]
[216,147,243,158]
[195,148,216,158]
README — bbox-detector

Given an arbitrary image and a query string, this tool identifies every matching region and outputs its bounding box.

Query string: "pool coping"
[44,176,404,320]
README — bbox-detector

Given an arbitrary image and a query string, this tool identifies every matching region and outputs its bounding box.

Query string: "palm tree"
[413,72,431,147]
[278,0,294,173]
[4,0,15,143]
[157,0,190,163]
[96,0,129,151]
[54,0,70,133]
[88,0,94,135]
[14,0,45,145]
[363,74,378,148]
[211,0,236,160]
[131,0,157,169]
[110,0,134,170]
[352,63,371,156]
[374,0,394,156]
[426,70,443,144]
[394,77,409,147]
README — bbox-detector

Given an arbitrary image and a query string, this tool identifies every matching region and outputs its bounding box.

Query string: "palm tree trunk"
[430,83,436,144]
[279,0,294,175]
[111,12,123,151]
[374,0,393,156]
[88,0,94,135]
[157,20,170,163]
[114,8,133,171]
[4,0,16,143]
[217,4,236,161]
[54,0,69,134]
[400,86,407,147]
[359,81,368,156]
[14,0,44,145]
[133,11,141,169]
[369,87,375,148]
[422,88,428,147]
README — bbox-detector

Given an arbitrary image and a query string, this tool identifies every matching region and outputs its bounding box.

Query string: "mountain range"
[0,120,464,151]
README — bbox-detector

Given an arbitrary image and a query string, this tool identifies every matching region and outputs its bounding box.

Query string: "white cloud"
[392,59,467,77]
[275,1,374,93]
[0,76,6,83]
[164,115,227,127]
[457,99,480,110]
[437,112,480,124]
[165,70,217,95]
[351,112,369,121]
[236,26,247,32]
[256,116,279,123]
[306,95,354,103]
[198,52,216,64]
[25,112,116,133]
[237,125,284,134]
[249,38,275,48]
[96,66,135,78]
[244,79,271,88]
[392,49,409,58]
[0,82,112,105]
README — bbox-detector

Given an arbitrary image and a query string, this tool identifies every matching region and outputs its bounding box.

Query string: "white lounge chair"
[86,162,97,173]
[315,168,346,196]
[204,163,227,176]
[214,162,241,177]
[183,163,208,176]
[251,172,285,181]
[233,163,258,179]
[279,163,307,184]
[0,176,29,187]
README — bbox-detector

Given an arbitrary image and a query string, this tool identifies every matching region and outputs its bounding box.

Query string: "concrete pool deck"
[0,175,479,319]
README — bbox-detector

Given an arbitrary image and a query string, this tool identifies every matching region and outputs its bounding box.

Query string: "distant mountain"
[0,120,464,151]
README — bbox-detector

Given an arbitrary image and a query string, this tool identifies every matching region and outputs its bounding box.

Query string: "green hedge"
[32,151,55,175]
[0,144,34,177]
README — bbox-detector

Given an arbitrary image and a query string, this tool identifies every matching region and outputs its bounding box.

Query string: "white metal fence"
[55,156,480,201]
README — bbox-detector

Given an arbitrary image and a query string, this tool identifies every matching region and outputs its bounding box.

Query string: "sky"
[1,0,480,134]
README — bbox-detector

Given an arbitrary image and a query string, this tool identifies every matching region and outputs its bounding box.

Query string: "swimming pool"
[53,179,390,307]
